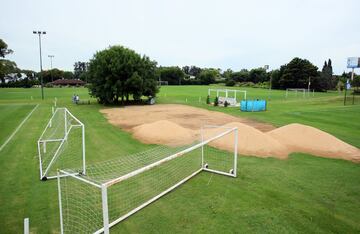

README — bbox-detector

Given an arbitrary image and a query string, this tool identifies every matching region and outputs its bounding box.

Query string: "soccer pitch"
[0,86,359,233]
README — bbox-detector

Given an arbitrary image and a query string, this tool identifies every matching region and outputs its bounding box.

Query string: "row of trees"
[1,38,91,87]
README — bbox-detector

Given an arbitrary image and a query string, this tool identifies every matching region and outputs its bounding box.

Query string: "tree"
[158,66,184,85]
[248,68,268,83]
[125,72,143,101]
[189,66,202,76]
[230,69,249,82]
[0,39,17,83]
[269,69,281,89]
[278,57,319,90]
[320,59,333,91]
[74,61,88,80]
[197,69,217,85]
[0,60,18,83]
[87,45,158,104]
[0,39,13,58]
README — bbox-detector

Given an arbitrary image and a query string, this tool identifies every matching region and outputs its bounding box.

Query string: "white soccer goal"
[285,88,307,98]
[37,108,85,180]
[157,80,169,86]
[57,126,237,234]
[208,88,247,106]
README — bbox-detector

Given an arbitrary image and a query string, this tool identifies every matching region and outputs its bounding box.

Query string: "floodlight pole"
[33,31,46,100]
[48,55,54,82]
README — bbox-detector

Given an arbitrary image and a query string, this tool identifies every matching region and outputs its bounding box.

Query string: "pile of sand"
[132,120,197,146]
[267,124,360,162]
[100,104,275,132]
[101,105,360,162]
[204,122,289,159]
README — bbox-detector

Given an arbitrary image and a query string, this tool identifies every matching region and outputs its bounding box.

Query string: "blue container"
[240,100,267,112]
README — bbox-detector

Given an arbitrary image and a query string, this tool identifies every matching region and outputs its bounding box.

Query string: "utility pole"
[48,55,55,82]
[33,31,46,100]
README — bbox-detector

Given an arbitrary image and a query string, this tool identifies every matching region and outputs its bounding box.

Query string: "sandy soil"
[100,104,275,132]
[267,124,360,162]
[100,104,360,162]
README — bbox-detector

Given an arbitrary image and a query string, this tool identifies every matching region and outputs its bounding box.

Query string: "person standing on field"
[75,94,79,104]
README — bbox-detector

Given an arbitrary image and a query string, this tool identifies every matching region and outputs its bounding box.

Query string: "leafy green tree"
[222,68,233,79]
[0,39,13,58]
[0,39,18,83]
[74,61,88,80]
[197,69,217,85]
[279,57,319,89]
[225,78,236,86]
[0,60,18,83]
[125,72,143,101]
[87,45,158,104]
[158,66,184,85]
[248,68,268,83]
[230,69,249,82]
[269,69,281,89]
[320,59,333,90]
[63,71,74,80]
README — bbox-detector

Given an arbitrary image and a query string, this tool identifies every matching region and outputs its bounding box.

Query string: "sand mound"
[132,120,197,146]
[101,105,360,162]
[100,104,274,132]
[204,122,289,159]
[267,123,360,162]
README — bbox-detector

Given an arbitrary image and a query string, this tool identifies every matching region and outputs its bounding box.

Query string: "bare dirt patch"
[100,104,360,162]
[100,104,275,132]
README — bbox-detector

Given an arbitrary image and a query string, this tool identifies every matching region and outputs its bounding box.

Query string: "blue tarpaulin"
[240,100,267,112]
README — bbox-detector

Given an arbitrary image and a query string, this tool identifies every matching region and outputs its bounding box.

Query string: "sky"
[1,0,359,75]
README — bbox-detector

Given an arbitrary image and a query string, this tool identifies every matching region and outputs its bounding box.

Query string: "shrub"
[225,79,236,86]
[214,96,219,106]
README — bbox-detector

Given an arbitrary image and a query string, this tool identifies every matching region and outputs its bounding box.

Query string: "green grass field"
[0,86,359,233]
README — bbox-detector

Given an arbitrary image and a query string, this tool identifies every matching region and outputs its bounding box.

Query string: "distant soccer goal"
[57,126,237,234]
[208,88,247,106]
[157,80,168,86]
[37,108,85,180]
[285,88,315,98]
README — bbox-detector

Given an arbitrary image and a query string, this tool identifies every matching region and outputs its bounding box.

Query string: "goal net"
[285,88,307,98]
[157,80,169,86]
[208,88,247,106]
[37,108,85,180]
[57,126,237,234]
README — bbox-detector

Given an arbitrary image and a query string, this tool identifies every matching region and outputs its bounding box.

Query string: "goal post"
[285,88,306,98]
[57,126,238,234]
[38,108,85,180]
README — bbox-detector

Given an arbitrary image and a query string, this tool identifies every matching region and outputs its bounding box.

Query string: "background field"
[0,86,359,233]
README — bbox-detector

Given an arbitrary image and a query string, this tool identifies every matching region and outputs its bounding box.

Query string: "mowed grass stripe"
[0,104,38,148]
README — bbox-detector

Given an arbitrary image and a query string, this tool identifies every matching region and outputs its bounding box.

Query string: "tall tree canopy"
[87,45,158,104]
[197,69,218,85]
[0,39,13,58]
[0,39,18,83]
[277,57,319,89]
[320,58,334,90]
[157,66,184,85]
[73,61,89,80]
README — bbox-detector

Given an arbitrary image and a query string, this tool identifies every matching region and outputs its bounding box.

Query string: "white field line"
[0,104,39,152]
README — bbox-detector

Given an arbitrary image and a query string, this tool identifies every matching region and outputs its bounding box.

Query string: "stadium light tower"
[33,31,46,100]
[48,55,55,82]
